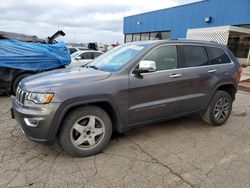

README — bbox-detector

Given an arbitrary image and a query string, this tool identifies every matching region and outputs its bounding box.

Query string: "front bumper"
[11,99,61,145]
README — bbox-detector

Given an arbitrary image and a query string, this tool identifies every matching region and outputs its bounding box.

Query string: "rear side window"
[207,47,231,64]
[183,46,208,67]
[144,45,177,71]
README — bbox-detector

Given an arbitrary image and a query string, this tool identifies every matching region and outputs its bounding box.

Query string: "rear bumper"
[11,99,61,145]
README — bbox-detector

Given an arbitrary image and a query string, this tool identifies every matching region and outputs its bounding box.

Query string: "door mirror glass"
[134,60,156,74]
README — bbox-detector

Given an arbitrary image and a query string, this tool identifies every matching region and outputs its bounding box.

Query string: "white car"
[68,50,103,68]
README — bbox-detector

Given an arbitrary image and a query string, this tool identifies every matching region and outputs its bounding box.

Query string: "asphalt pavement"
[0,92,250,188]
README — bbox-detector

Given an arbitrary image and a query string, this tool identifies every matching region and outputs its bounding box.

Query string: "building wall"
[123,0,250,39]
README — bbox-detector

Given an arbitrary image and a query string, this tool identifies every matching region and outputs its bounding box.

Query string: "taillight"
[236,66,243,83]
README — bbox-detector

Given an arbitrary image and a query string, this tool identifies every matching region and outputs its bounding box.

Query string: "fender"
[203,81,237,112]
[48,95,124,140]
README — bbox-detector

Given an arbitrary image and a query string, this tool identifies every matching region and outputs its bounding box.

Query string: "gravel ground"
[0,92,250,188]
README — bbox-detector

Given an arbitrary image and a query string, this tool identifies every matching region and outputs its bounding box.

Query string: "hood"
[21,67,111,92]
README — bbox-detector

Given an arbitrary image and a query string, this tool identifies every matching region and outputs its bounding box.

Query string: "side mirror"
[76,56,82,60]
[133,60,156,74]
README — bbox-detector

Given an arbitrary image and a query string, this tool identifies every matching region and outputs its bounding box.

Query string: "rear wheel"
[12,73,32,95]
[202,91,232,126]
[59,106,112,157]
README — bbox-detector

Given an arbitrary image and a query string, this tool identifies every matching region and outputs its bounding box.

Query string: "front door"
[128,45,185,125]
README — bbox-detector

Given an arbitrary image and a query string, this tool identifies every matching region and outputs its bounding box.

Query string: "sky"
[0,0,200,44]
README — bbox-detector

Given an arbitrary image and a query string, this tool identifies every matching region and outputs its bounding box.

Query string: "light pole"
[74,31,76,44]
[247,48,250,67]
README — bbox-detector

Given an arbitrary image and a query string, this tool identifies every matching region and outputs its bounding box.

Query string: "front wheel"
[59,106,112,157]
[202,91,233,126]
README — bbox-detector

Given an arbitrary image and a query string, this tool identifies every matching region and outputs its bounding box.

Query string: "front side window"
[80,52,93,59]
[207,47,231,64]
[183,46,208,67]
[93,52,102,58]
[143,45,177,71]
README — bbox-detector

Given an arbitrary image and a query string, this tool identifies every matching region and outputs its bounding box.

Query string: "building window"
[207,47,231,64]
[125,34,132,43]
[150,32,160,40]
[228,32,250,58]
[124,31,171,43]
[133,34,141,41]
[140,33,150,41]
[160,32,171,39]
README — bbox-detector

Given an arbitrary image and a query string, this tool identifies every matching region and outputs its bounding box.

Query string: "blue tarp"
[0,39,70,70]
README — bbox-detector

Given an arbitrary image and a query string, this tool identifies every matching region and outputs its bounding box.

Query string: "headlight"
[27,93,54,104]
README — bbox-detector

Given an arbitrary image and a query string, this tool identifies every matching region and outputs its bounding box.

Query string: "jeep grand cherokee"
[11,40,242,157]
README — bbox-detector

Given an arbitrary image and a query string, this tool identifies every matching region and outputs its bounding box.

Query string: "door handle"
[170,74,182,78]
[208,69,217,73]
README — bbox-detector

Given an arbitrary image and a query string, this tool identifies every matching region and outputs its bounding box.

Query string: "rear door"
[206,46,234,83]
[180,45,217,113]
[128,45,185,124]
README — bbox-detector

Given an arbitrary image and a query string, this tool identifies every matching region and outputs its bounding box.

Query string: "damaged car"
[0,30,70,95]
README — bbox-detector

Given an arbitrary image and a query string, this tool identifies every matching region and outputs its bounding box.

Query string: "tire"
[12,73,32,95]
[202,91,233,126]
[59,106,113,157]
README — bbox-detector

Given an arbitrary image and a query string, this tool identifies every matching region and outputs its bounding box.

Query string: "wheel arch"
[216,83,237,101]
[10,71,34,94]
[203,82,237,114]
[51,98,123,140]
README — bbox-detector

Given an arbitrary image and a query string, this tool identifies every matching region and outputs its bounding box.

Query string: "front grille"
[16,87,28,105]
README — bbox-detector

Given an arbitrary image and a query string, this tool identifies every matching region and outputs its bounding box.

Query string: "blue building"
[123,0,250,61]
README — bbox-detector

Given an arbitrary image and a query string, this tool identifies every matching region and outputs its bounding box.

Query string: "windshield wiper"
[87,65,99,70]
[87,65,105,71]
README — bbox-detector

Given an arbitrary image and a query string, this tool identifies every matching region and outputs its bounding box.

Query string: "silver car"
[68,50,103,68]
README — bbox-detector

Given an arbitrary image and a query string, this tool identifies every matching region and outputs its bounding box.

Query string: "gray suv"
[11,40,242,157]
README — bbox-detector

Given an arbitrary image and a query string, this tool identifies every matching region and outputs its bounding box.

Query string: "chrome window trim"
[130,43,234,76]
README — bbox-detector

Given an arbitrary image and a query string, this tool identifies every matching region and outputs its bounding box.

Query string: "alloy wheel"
[213,97,230,122]
[70,115,105,150]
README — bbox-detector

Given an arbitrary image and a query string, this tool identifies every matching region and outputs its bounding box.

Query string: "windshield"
[88,43,149,72]
[70,51,80,59]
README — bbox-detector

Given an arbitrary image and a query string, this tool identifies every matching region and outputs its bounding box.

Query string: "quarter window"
[183,46,208,67]
[144,45,177,71]
[207,47,231,64]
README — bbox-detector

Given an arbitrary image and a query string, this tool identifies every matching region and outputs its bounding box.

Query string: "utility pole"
[247,48,250,67]
[74,31,76,44]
